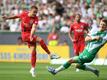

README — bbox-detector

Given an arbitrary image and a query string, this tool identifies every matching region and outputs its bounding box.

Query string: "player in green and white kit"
[48,19,107,77]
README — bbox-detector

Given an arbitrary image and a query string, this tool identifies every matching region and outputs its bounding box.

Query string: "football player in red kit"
[68,13,89,71]
[2,6,60,77]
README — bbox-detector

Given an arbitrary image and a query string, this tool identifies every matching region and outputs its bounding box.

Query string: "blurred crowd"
[0,0,107,33]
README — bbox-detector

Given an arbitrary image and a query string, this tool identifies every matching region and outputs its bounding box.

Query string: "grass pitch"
[0,62,107,80]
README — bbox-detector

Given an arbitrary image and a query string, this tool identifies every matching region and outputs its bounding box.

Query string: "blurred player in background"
[68,13,89,72]
[48,19,107,77]
[2,5,60,77]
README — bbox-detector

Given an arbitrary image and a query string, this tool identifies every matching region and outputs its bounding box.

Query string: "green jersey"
[86,30,107,55]
[78,30,107,63]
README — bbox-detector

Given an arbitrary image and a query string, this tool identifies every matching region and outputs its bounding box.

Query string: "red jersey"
[18,11,38,35]
[17,11,38,41]
[70,22,88,41]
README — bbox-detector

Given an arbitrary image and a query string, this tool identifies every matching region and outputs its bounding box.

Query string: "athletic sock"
[55,62,71,73]
[39,40,50,55]
[31,50,36,68]
[31,67,35,71]
[85,65,96,72]
[63,62,71,69]
[77,64,86,70]
[55,66,65,73]
[77,64,97,73]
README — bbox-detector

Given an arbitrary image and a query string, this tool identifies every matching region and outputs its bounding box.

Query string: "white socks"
[55,66,65,73]
[31,67,35,71]
[85,65,96,72]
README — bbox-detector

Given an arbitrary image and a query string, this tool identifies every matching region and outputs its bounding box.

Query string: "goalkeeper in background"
[48,19,107,77]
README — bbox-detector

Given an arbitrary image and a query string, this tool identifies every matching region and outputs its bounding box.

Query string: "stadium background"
[0,0,107,80]
[0,32,107,65]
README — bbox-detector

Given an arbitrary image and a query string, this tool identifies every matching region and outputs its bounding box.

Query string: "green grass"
[0,62,107,80]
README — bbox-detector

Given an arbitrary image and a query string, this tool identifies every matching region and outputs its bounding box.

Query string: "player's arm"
[84,23,89,34]
[2,15,20,20]
[85,35,100,42]
[68,25,76,42]
[68,30,74,41]
[30,23,37,41]
[84,27,89,34]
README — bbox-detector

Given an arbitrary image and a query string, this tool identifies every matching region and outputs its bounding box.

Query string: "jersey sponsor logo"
[74,26,77,29]
[75,29,83,32]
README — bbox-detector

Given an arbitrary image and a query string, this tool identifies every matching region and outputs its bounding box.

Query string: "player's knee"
[37,37,42,42]
[68,58,74,63]
[75,52,79,56]
[76,64,86,70]
[30,46,36,51]
[75,64,80,68]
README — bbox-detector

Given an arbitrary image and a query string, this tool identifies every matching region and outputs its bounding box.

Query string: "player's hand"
[2,16,7,21]
[71,39,77,43]
[94,36,101,40]
[30,36,33,41]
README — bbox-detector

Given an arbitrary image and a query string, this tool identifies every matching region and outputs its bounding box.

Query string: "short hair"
[31,5,38,10]
[76,13,81,16]
[75,13,81,18]
[101,18,107,25]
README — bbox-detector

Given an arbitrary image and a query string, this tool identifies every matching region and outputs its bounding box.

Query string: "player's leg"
[73,43,80,72]
[36,36,60,59]
[76,41,85,72]
[48,56,79,74]
[73,43,79,56]
[77,49,99,77]
[29,45,37,77]
[79,41,85,54]
[76,41,85,71]
[76,64,99,77]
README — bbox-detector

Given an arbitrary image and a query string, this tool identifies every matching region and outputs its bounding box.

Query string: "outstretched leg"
[76,64,99,77]
[48,56,79,74]
[48,56,99,77]
[36,37,60,59]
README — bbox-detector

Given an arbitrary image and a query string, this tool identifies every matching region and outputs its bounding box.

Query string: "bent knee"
[36,37,42,42]
[68,58,75,63]
[75,64,80,68]
[30,46,36,51]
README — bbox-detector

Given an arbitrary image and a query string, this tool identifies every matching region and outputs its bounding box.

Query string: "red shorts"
[73,40,85,56]
[22,33,37,48]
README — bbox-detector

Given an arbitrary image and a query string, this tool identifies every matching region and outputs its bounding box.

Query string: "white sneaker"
[30,68,36,77]
[76,68,80,72]
[50,54,60,59]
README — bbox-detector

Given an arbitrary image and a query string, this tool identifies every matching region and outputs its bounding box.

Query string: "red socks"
[31,49,36,68]
[39,39,50,55]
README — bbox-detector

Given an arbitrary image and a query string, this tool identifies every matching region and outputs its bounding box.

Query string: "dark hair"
[75,13,81,17]
[31,5,38,10]
[101,18,107,25]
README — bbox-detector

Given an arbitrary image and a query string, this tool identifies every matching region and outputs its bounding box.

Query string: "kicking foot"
[47,66,57,75]
[93,69,99,77]
[50,54,60,59]
[30,69,36,77]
